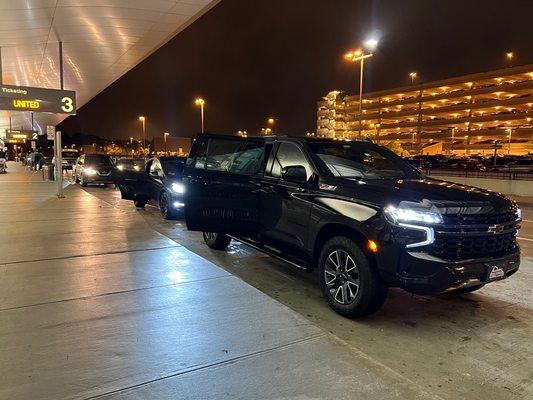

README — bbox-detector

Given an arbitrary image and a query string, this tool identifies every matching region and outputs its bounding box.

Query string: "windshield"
[86,155,113,166]
[62,151,78,158]
[162,159,185,176]
[308,142,420,180]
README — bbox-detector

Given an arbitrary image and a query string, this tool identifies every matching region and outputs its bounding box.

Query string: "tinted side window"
[192,139,208,169]
[269,143,311,179]
[229,141,265,175]
[206,139,242,172]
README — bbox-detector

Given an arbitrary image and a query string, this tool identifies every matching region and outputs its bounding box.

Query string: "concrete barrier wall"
[433,175,533,196]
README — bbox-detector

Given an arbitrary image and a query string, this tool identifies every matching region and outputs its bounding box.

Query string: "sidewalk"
[0,163,436,399]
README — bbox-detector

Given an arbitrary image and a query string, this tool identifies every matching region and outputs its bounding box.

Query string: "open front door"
[184,135,264,235]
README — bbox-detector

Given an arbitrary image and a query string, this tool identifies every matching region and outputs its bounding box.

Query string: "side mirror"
[282,165,307,185]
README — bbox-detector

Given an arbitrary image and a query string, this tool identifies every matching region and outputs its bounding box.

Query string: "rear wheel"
[203,232,231,250]
[318,236,388,318]
[134,199,146,208]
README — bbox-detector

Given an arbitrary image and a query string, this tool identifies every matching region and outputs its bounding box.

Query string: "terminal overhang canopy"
[0,0,216,135]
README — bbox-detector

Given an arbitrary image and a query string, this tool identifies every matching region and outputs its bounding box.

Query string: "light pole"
[409,72,417,85]
[507,128,512,154]
[344,38,378,138]
[450,127,456,156]
[267,118,275,134]
[138,116,146,149]
[195,98,205,133]
[164,132,170,154]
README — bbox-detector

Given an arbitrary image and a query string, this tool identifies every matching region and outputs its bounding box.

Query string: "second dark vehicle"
[183,134,521,318]
[74,154,116,186]
[117,156,186,219]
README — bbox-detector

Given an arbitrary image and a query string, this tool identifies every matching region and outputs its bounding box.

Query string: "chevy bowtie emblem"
[487,224,504,234]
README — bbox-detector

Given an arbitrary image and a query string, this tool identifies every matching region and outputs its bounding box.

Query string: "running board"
[228,235,310,272]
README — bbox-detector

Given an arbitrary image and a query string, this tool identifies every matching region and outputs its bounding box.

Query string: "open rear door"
[184,135,263,235]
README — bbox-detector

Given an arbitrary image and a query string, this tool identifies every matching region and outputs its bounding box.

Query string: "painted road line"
[517,237,533,242]
[520,219,533,223]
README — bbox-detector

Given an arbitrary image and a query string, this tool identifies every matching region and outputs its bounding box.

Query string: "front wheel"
[318,236,388,318]
[447,284,485,295]
[203,232,231,250]
[159,192,179,220]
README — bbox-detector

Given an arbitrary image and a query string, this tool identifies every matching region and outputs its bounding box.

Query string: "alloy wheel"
[204,232,217,241]
[324,249,360,305]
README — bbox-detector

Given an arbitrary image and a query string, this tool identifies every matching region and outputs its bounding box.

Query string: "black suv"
[183,134,521,317]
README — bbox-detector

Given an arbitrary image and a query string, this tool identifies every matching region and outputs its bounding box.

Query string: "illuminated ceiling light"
[506,51,514,60]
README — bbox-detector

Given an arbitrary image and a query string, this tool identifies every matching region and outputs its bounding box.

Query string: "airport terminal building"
[317,64,533,155]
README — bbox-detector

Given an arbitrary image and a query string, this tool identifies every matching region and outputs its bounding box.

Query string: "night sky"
[58,0,533,141]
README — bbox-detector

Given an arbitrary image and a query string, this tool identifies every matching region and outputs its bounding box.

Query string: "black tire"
[447,284,485,295]
[80,174,88,187]
[134,199,146,208]
[159,192,178,220]
[203,232,231,250]
[318,236,388,318]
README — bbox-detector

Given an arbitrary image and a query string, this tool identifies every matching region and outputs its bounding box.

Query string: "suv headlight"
[384,205,443,224]
[516,208,522,221]
[171,182,184,194]
[85,168,97,175]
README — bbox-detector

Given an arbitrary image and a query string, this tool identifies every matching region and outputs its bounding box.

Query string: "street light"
[164,132,170,154]
[194,98,205,133]
[506,52,514,67]
[138,116,146,149]
[267,117,275,134]
[344,38,378,137]
[409,72,417,85]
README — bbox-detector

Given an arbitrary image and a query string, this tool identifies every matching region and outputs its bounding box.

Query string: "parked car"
[184,134,521,318]
[405,155,448,169]
[73,154,116,186]
[116,158,145,172]
[439,157,486,171]
[52,149,79,171]
[116,156,186,219]
[490,158,533,173]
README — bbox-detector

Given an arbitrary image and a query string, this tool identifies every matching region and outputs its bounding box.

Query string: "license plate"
[485,265,505,282]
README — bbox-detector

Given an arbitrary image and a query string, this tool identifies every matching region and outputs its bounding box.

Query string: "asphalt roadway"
[1,162,532,400]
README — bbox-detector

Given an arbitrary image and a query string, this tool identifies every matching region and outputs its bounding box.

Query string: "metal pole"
[59,41,64,90]
[201,104,205,133]
[55,130,64,198]
[142,119,146,150]
[358,56,365,138]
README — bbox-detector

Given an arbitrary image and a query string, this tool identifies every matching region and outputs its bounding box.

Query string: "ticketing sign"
[4,129,38,143]
[0,84,76,114]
